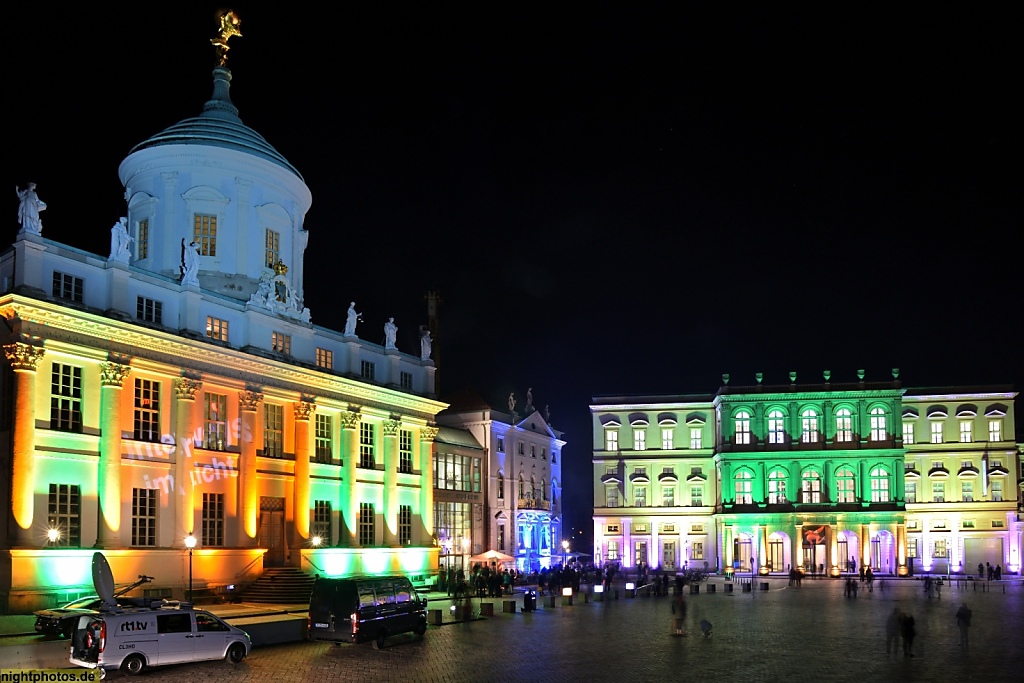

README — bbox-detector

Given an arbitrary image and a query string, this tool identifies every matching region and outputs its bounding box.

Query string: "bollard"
[544,595,556,608]
[502,600,516,613]
[480,602,494,616]
[584,591,591,604]
[562,594,573,607]
[690,584,700,594]
[708,584,716,593]
[724,583,734,593]
[428,609,443,625]
[760,582,769,591]
[742,581,751,592]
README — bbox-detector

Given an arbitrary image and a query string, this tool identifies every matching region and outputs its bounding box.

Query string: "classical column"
[292,400,315,545]
[174,378,202,546]
[97,362,131,548]
[793,523,803,572]
[419,425,438,545]
[239,389,263,542]
[723,525,734,573]
[896,522,908,576]
[3,342,45,546]
[759,526,769,574]
[340,408,361,545]
[860,523,870,570]
[382,418,400,545]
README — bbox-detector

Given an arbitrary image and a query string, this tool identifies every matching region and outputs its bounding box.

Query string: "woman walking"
[671,592,687,636]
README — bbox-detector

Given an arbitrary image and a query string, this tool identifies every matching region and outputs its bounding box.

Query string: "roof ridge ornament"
[211,10,242,66]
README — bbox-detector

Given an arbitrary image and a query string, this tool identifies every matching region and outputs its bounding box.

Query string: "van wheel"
[414,619,426,636]
[122,654,146,676]
[227,642,246,663]
[373,629,386,649]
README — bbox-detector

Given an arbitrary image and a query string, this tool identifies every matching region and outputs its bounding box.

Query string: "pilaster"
[292,399,315,545]
[173,377,202,547]
[3,342,45,546]
[239,389,263,543]
[97,361,131,548]
[382,418,400,545]
[420,425,438,542]
[341,407,361,545]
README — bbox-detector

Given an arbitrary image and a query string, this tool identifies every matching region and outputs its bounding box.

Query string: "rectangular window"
[691,486,703,506]
[400,371,413,391]
[48,484,81,546]
[136,219,149,259]
[661,428,674,450]
[359,422,375,468]
[497,438,505,452]
[992,520,1005,528]
[206,316,229,342]
[605,486,619,507]
[202,493,224,546]
[50,364,83,432]
[906,482,916,503]
[837,477,855,503]
[634,486,647,507]
[930,421,943,443]
[133,378,160,442]
[263,403,283,457]
[316,347,333,369]
[662,486,675,507]
[398,505,412,545]
[136,296,162,324]
[361,360,376,381]
[634,430,646,451]
[265,228,280,268]
[962,520,976,529]
[131,488,157,547]
[690,427,702,449]
[607,540,620,561]
[991,480,1003,502]
[311,500,331,544]
[932,482,945,503]
[906,538,918,558]
[902,422,914,444]
[204,392,227,451]
[315,413,333,463]
[193,214,217,256]
[904,462,916,471]
[691,542,704,560]
[271,331,291,355]
[52,271,84,303]
[498,525,505,551]
[359,502,375,546]
[605,430,618,451]
[399,429,413,473]
[531,445,536,458]
[933,539,948,558]
[988,419,1002,442]
[959,421,973,443]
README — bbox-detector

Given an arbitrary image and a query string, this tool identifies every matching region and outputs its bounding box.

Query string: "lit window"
[136,219,149,259]
[265,228,280,268]
[316,348,333,369]
[902,422,914,444]
[870,468,889,502]
[399,429,413,473]
[691,542,704,560]
[136,296,162,324]
[930,421,943,444]
[991,480,1003,502]
[359,422,375,468]
[662,486,675,507]
[906,482,916,503]
[662,428,674,450]
[988,419,1002,442]
[768,469,788,504]
[264,404,283,457]
[933,539,948,558]
[52,271,83,303]
[48,484,81,547]
[959,421,973,443]
[768,410,786,444]
[869,408,887,441]
[206,316,229,342]
[311,501,331,544]
[605,429,619,451]
[801,470,822,503]
[497,473,504,499]
[734,411,751,445]
[801,409,819,443]
[193,214,217,256]
[133,378,160,442]
[836,469,855,503]
[932,482,945,503]
[961,481,973,502]
[271,331,291,355]
[359,502,375,546]
[398,505,412,545]
[634,486,647,507]
[690,427,702,449]
[835,408,853,443]
[734,470,752,504]
[50,364,83,432]
[131,488,157,547]
[203,392,227,450]
[315,413,333,463]
[607,540,620,561]
[634,429,646,451]
[605,486,619,507]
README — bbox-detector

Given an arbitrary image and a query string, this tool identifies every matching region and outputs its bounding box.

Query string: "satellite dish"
[92,552,116,608]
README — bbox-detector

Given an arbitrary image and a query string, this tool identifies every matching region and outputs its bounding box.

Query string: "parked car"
[34,575,153,638]
[69,602,251,676]
[308,574,427,648]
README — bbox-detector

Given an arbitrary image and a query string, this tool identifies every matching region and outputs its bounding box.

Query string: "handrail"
[236,555,263,581]
[302,554,325,574]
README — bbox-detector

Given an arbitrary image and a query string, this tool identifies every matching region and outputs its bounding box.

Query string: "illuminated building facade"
[437,397,565,572]
[592,372,1021,577]
[0,47,444,612]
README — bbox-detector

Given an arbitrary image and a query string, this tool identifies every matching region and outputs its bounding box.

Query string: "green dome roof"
[130,67,303,180]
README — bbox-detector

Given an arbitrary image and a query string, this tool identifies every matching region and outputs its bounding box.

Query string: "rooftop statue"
[384,317,398,349]
[181,239,200,287]
[420,330,432,360]
[344,302,362,337]
[15,183,46,236]
[211,10,242,66]
[109,217,133,263]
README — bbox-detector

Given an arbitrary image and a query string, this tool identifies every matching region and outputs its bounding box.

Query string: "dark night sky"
[7,5,1020,541]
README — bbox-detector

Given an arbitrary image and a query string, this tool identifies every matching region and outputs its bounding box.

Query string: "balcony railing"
[517,497,551,511]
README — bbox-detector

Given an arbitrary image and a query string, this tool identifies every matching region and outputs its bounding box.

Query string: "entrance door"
[768,540,784,573]
[734,538,752,572]
[663,542,676,570]
[259,497,286,567]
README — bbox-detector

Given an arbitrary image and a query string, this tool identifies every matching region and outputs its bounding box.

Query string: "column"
[793,523,803,571]
[860,523,870,570]
[419,425,438,544]
[382,418,400,545]
[3,342,45,546]
[292,400,315,546]
[723,525,734,573]
[174,378,202,546]
[340,407,361,545]
[97,361,131,548]
[759,526,769,574]
[895,522,907,576]
[238,389,263,543]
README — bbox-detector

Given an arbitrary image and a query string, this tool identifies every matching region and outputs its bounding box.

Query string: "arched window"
[497,472,505,499]
[530,475,537,499]
[801,469,822,503]
[734,470,753,504]
[541,478,547,501]
[518,474,524,498]
[870,407,887,441]
[870,467,890,502]
[836,408,853,443]
[768,410,786,444]
[801,409,819,443]
[735,411,751,445]
[836,468,856,503]
[768,468,788,504]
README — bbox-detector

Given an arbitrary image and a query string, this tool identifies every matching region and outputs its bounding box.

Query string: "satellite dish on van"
[92,552,116,608]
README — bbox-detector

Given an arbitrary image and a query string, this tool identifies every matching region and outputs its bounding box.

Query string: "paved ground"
[68,577,1021,683]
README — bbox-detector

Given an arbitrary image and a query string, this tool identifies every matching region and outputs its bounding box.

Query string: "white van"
[69,603,251,676]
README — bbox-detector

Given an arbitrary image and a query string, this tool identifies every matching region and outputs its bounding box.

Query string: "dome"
[130,66,303,180]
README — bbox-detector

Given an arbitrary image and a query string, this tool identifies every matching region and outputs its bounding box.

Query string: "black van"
[308,575,427,647]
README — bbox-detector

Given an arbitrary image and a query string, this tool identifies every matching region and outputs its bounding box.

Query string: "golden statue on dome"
[211,10,242,66]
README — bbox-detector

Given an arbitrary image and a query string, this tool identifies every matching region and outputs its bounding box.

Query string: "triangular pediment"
[517,411,557,438]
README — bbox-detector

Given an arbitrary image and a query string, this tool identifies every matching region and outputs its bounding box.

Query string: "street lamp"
[184,532,197,603]
[562,539,569,566]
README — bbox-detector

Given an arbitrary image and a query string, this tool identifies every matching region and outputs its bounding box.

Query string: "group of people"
[979,562,1003,581]
[885,608,917,657]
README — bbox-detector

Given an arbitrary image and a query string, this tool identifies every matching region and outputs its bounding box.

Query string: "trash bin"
[523,590,537,612]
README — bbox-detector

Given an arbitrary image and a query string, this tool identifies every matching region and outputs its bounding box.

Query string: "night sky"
[7,5,1020,542]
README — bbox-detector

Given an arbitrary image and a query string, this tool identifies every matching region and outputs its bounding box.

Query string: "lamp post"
[184,532,197,603]
[562,539,569,567]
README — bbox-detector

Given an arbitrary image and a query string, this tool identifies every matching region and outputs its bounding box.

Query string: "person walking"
[671,592,687,636]
[885,608,901,656]
[900,612,916,657]
[955,602,972,651]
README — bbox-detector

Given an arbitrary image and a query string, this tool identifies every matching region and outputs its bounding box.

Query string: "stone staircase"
[239,567,316,604]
